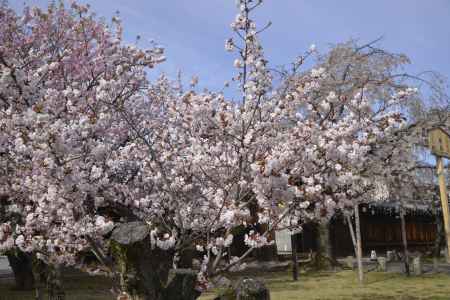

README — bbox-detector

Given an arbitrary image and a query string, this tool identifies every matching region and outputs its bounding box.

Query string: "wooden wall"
[329,210,437,257]
[360,212,436,251]
[231,208,438,259]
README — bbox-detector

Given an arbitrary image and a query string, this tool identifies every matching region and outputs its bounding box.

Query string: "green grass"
[200,270,450,300]
[1,270,450,300]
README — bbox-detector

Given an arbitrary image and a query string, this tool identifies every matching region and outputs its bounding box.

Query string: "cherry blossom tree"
[0,0,435,298]
[0,2,172,299]
[0,1,295,298]
[295,42,448,280]
[261,39,425,278]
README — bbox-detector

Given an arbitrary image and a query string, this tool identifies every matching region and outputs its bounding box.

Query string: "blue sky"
[11,0,450,99]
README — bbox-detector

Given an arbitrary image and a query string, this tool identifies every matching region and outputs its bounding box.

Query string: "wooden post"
[428,128,450,263]
[354,204,364,284]
[436,156,450,263]
[291,234,298,281]
[431,197,444,271]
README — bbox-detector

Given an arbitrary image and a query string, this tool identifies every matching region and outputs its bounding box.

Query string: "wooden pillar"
[436,156,450,263]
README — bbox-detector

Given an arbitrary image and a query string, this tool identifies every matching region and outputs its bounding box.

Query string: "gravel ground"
[1,255,450,279]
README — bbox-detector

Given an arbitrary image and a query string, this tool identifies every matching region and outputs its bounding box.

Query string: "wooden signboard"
[275,229,293,255]
[428,127,450,262]
[428,127,450,159]
[275,229,300,281]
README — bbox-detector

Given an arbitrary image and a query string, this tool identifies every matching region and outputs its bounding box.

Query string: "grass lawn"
[1,270,450,300]
[199,270,450,300]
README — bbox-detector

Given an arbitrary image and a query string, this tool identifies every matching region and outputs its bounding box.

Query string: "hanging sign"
[428,127,450,159]
[275,229,293,255]
[428,126,450,262]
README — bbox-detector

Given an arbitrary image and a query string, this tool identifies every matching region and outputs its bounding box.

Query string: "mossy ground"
[1,269,450,299]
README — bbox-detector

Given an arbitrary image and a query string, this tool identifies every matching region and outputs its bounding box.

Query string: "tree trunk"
[31,255,47,300]
[400,207,410,276]
[163,273,201,300]
[112,240,167,300]
[317,221,333,259]
[354,204,364,284]
[7,250,35,290]
[48,264,65,300]
[313,220,335,270]
[111,240,200,300]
